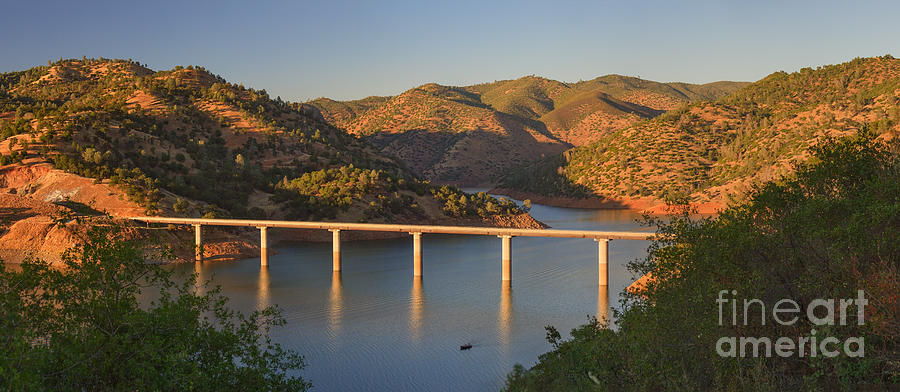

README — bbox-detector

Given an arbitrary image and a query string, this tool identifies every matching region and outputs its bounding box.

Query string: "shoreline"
[489,188,725,215]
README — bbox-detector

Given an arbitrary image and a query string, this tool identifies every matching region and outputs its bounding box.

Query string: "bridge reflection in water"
[410,277,425,344]
[187,220,626,352]
[193,261,206,297]
[328,271,344,338]
[296,277,610,355]
[168,216,634,363]
[167,211,651,391]
[257,266,270,311]
[499,281,513,355]
[598,284,609,324]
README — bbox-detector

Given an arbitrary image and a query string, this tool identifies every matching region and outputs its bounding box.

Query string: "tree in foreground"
[0,222,310,391]
[505,132,899,391]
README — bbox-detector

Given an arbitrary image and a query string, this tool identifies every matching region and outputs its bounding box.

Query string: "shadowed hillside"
[305,83,569,186]
[497,56,900,212]
[305,75,745,185]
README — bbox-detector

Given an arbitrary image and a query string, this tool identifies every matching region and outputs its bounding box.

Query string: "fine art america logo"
[715,290,867,358]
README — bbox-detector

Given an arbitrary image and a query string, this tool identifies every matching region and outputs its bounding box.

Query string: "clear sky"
[2,0,899,101]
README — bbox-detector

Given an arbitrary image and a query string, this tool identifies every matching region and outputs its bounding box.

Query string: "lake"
[170,202,653,391]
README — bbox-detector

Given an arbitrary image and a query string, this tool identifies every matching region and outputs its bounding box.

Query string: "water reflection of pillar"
[498,281,513,354]
[257,266,271,311]
[193,260,205,297]
[327,271,344,337]
[409,277,424,344]
[597,284,609,325]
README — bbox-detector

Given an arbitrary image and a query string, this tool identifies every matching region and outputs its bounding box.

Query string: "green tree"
[173,197,189,214]
[521,199,532,212]
[0,221,310,391]
[505,133,900,391]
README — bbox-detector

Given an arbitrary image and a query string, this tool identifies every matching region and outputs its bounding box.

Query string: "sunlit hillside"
[305,74,744,185]
[499,56,900,210]
[0,58,541,251]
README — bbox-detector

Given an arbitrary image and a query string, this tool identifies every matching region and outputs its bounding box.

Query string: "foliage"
[504,134,900,390]
[0,222,310,391]
[500,56,900,204]
[272,165,422,221]
[497,154,596,198]
[430,186,523,218]
[0,58,525,223]
[308,74,744,184]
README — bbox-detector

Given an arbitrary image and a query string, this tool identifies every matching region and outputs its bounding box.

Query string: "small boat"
[460,344,473,350]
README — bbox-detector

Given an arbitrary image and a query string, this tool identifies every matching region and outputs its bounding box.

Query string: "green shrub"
[0,222,310,391]
[505,133,899,391]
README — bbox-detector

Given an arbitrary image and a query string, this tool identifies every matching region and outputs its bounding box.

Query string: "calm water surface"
[169,203,652,391]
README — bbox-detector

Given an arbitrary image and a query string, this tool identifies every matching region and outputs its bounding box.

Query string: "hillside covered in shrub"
[505,133,899,390]
[499,56,900,211]
[0,58,536,227]
[304,75,743,186]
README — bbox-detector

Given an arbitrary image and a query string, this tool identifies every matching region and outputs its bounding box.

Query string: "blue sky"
[2,0,898,101]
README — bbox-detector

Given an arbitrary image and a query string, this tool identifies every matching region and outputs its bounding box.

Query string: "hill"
[496,56,900,212]
[0,58,541,262]
[306,75,745,185]
[305,83,568,186]
[530,76,746,144]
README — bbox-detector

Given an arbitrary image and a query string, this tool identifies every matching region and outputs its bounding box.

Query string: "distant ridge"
[304,74,746,186]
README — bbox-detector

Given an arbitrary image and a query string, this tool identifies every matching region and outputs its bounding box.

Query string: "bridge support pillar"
[411,232,422,277]
[330,229,341,272]
[596,238,610,286]
[259,226,268,267]
[500,235,512,283]
[193,224,203,262]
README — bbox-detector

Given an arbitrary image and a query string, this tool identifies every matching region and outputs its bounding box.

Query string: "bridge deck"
[129,216,654,285]
[129,216,655,240]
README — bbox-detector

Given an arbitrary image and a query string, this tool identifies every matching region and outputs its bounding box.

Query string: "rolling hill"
[304,83,568,186]
[305,75,745,186]
[496,56,900,212]
[0,58,541,262]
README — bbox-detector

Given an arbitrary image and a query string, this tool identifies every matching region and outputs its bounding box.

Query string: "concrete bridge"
[129,217,654,286]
